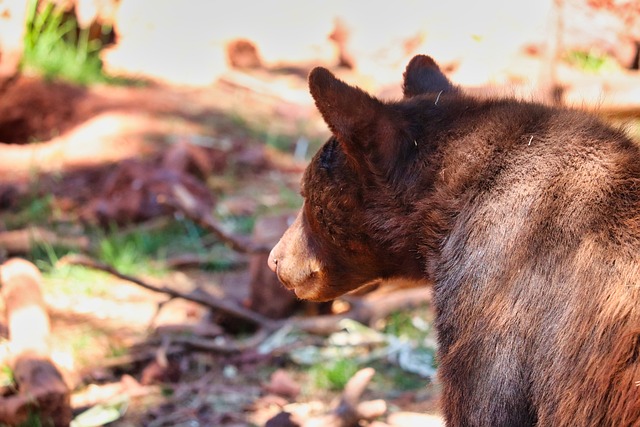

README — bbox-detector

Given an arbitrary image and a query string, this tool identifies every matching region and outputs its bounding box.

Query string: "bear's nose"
[267,249,278,273]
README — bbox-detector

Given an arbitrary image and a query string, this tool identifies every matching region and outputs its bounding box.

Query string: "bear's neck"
[363,96,514,280]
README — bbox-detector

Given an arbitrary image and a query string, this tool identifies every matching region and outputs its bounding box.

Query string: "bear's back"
[430,97,640,426]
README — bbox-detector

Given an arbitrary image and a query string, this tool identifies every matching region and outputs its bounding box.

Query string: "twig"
[164,183,272,254]
[58,254,278,331]
[58,255,432,357]
[268,368,386,427]
[162,328,270,354]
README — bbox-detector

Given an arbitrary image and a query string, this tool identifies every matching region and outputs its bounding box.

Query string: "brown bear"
[268,55,640,426]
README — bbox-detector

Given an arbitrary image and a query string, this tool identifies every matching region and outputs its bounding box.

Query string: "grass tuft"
[309,357,360,391]
[21,0,135,86]
[564,49,619,74]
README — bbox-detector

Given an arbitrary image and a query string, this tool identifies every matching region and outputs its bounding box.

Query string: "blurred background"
[0,1,638,426]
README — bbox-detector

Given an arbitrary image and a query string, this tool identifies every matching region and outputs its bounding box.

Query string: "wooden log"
[0,258,71,426]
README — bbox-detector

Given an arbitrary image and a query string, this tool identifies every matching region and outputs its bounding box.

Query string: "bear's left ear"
[309,67,402,175]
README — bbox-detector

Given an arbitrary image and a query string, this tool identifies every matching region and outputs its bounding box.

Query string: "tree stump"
[249,213,302,319]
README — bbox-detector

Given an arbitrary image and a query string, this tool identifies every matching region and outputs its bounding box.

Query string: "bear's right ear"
[308,67,400,171]
[402,54,457,98]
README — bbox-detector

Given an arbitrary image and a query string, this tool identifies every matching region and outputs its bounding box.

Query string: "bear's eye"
[320,137,339,171]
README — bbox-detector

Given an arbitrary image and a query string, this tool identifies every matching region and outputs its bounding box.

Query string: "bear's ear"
[402,54,457,98]
[309,67,400,172]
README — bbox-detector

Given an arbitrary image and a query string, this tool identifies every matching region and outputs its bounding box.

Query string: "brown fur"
[268,55,640,426]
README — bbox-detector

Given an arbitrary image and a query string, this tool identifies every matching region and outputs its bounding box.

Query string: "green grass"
[21,0,131,86]
[94,218,244,274]
[95,221,194,275]
[383,306,433,342]
[21,194,54,223]
[28,216,242,294]
[97,231,153,276]
[218,213,256,236]
[29,216,230,288]
[3,194,56,229]
[293,307,437,398]
[377,306,438,391]
[565,49,619,74]
[0,364,14,389]
[309,357,360,391]
[17,412,50,427]
[370,362,427,392]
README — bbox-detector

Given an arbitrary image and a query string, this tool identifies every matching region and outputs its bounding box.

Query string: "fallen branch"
[58,255,432,358]
[0,227,90,255]
[0,258,71,427]
[57,254,278,331]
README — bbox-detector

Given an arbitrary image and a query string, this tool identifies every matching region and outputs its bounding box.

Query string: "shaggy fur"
[268,54,640,426]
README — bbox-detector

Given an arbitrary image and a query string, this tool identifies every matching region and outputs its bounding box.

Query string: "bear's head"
[268,55,456,301]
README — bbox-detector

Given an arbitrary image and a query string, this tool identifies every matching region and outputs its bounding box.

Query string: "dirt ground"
[0,66,445,427]
[0,47,639,426]
[1,1,639,424]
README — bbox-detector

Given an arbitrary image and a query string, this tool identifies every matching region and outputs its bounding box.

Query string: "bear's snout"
[267,247,279,274]
[267,211,332,300]
[268,239,291,288]
[268,242,295,289]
